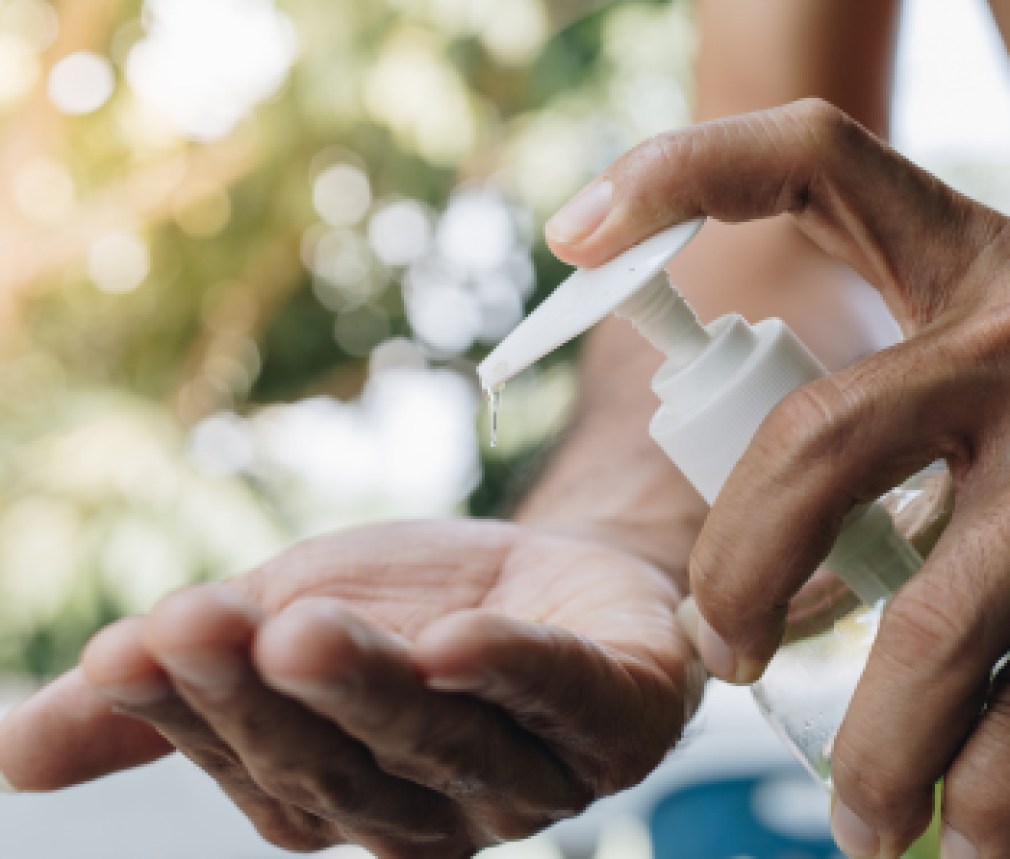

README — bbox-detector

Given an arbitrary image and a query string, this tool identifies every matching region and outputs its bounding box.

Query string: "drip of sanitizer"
[487,387,501,448]
[477,219,923,788]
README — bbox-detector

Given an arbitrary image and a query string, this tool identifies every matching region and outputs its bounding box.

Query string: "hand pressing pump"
[478,220,923,785]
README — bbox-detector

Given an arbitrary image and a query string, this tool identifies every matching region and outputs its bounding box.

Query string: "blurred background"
[0,0,1006,856]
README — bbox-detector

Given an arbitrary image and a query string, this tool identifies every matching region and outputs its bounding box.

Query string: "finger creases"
[414,609,694,798]
[550,98,1004,332]
[142,585,469,851]
[688,345,956,680]
[831,502,1010,851]
[942,659,1010,853]
[254,598,591,838]
[0,666,172,792]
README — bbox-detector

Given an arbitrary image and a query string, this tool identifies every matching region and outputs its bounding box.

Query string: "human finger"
[254,597,589,840]
[83,616,340,854]
[686,331,966,684]
[143,584,472,857]
[0,666,172,792]
[939,660,1010,857]
[545,98,1005,334]
[828,490,1010,856]
[416,609,702,798]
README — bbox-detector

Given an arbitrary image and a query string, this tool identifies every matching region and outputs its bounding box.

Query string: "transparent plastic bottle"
[630,298,926,787]
[752,470,949,786]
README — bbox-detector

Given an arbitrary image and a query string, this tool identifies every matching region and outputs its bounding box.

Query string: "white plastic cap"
[649,315,921,603]
[477,219,705,391]
[650,317,828,506]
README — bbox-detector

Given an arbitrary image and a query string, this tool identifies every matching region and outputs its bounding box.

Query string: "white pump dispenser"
[478,220,922,785]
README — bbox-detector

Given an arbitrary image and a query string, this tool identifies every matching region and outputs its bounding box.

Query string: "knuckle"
[188,744,244,780]
[380,735,481,799]
[790,97,846,139]
[619,131,689,228]
[236,707,274,742]
[786,97,855,164]
[400,717,475,778]
[251,770,303,805]
[385,835,479,859]
[571,738,658,798]
[305,768,370,817]
[944,688,1010,846]
[761,380,857,470]
[484,809,566,843]
[938,301,1010,376]
[255,765,368,818]
[947,767,1010,848]
[249,805,333,853]
[604,752,659,795]
[879,580,982,674]
[832,747,917,827]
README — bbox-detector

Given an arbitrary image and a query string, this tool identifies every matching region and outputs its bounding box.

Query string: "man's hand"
[547,98,1010,857]
[0,519,702,858]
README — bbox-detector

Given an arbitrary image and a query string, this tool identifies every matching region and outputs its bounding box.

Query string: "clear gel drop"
[487,386,501,448]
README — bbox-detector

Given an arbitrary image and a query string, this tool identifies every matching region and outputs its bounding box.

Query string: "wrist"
[515,470,706,595]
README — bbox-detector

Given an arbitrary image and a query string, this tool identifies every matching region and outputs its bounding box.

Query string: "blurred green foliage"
[0,0,696,678]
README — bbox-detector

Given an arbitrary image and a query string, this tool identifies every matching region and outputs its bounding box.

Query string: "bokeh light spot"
[368,199,432,266]
[189,412,255,478]
[1,0,59,51]
[88,231,151,294]
[478,0,547,66]
[364,29,476,164]
[310,227,380,310]
[437,191,516,273]
[406,279,481,355]
[313,163,372,226]
[48,51,116,115]
[476,273,524,343]
[126,0,297,141]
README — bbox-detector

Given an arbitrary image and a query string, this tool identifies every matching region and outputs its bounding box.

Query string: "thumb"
[545,98,1002,333]
[0,668,171,792]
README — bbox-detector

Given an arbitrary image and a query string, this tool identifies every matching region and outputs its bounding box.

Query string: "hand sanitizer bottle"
[478,220,923,787]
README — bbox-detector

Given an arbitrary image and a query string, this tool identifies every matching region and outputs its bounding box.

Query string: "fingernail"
[161,652,243,701]
[546,180,613,244]
[940,825,978,859]
[832,799,880,858]
[98,675,171,708]
[696,612,739,681]
[676,597,701,650]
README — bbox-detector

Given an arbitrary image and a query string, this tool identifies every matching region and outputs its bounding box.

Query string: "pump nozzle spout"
[617,275,710,371]
[477,219,705,392]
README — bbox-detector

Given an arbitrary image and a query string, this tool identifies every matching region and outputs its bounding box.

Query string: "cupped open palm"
[2,519,703,858]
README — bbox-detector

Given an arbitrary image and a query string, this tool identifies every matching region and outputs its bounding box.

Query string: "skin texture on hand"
[0,520,702,858]
[0,6,953,855]
[546,98,1010,857]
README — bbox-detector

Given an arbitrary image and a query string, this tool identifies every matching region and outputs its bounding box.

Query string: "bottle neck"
[617,275,709,368]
